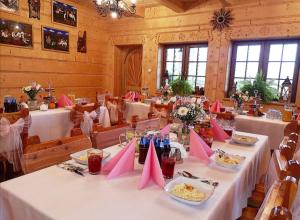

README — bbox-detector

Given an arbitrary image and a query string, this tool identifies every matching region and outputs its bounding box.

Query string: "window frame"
[228,39,300,102]
[161,43,208,89]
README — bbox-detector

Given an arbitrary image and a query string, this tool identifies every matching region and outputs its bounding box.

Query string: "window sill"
[222,98,295,107]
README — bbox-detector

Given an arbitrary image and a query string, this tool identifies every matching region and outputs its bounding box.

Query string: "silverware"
[178,171,219,187]
[57,163,85,177]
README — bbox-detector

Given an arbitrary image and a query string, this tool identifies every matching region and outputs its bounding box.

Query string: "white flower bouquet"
[172,103,203,125]
[22,82,42,100]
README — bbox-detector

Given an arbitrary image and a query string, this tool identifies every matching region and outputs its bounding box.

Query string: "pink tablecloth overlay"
[0,132,270,220]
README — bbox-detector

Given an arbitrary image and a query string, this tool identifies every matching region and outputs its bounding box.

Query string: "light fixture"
[93,0,136,19]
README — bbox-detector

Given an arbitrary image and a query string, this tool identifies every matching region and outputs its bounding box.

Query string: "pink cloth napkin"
[189,129,213,163]
[102,138,136,179]
[210,100,222,113]
[138,140,165,189]
[160,124,170,136]
[57,95,73,107]
[210,119,230,142]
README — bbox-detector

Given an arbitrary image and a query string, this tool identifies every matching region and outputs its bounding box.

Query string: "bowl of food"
[164,176,214,205]
[232,134,258,146]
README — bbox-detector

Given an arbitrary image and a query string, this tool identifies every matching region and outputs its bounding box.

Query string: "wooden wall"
[105,0,300,106]
[0,0,110,102]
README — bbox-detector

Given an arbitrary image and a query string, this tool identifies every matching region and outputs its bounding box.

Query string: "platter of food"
[212,150,246,169]
[232,134,258,146]
[164,176,214,205]
[71,149,111,165]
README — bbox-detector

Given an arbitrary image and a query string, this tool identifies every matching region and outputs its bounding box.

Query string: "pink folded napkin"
[160,124,170,136]
[138,140,165,189]
[210,119,230,142]
[57,95,73,107]
[102,138,136,179]
[189,129,213,163]
[210,100,222,113]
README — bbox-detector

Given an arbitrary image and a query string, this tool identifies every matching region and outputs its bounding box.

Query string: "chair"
[92,124,130,149]
[131,116,160,131]
[0,109,30,180]
[255,176,298,220]
[105,96,125,125]
[23,135,91,173]
[148,102,173,127]
[96,91,111,105]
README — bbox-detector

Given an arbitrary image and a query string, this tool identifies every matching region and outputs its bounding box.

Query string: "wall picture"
[28,0,40,19]
[42,26,69,52]
[0,0,19,13]
[0,19,33,48]
[52,0,77,27]
[77,31,86,53]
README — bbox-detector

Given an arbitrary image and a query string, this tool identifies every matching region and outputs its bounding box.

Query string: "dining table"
[0,132,270,220]
[28,108,74,142]
[235,115,289,150]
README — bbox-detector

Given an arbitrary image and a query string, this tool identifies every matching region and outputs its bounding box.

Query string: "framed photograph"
[42,26,69,52]
[52,0,77,27]
[0,18,33,48]
[0,0,19,13]
[77,31,86,53]
[28,0,41,20]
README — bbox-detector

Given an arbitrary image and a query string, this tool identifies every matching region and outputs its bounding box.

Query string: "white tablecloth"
[235,115,288,150]
[124,102,150,123]
[0,132,270,220]
[28,108,74,142]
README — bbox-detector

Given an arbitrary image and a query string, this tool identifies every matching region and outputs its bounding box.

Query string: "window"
[162,44,208,90]
[229,39,300,102]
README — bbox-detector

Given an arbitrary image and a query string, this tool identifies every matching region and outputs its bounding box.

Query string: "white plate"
[70,149,111,165]
[232,134,258,146]
[212,153,245,169]
[164,176,214,205]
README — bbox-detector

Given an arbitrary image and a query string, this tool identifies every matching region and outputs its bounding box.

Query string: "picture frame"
[28,0,41,20]
[0,0,19,13]
[42,26,69,53]
[52,0,77,27]
[0,18,33,48]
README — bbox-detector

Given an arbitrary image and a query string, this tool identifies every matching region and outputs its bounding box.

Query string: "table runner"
[235,115,288,150]
[0,132,270,220]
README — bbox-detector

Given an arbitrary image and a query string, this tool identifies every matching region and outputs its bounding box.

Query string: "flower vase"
[181,122,190,148]
[27,99,39,111]
[234,101,244,115]
[162,94,169,103]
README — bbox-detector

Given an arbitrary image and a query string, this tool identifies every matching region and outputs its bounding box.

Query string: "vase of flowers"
[22,82,42,111]
[230,91,251,114]
[160,84,172,102]
[173,103,204,146]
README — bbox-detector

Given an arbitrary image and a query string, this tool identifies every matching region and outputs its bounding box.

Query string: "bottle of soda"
[163,135,171,154]
[138,136,148,164]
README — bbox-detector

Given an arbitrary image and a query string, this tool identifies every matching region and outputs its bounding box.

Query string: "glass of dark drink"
[224,127,233,137]
[161,148,176,179]
[87,149,103,175]
[220,107,226,112]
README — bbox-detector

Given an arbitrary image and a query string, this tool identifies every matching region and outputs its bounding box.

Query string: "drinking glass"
[87,149,103,175]
[161,148,176,179]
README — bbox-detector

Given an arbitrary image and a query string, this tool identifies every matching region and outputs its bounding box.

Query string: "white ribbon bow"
[0,117,25,172]
[80,111,97,135]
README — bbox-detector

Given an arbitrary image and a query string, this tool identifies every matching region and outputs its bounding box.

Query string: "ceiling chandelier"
[93,0,137,19]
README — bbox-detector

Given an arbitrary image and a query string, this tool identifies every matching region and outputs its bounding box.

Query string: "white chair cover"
[96,106,111,128]
[106,101,118,124]
[80,111,97,136]
[0,117,25,172]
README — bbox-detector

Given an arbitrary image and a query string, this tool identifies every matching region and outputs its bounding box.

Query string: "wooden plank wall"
[0,0,110,102]
[105,0,300,107]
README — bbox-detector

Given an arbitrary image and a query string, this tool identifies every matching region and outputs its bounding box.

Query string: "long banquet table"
[28,108,74,142]
[235,115,288,150]
[0,132,270,220]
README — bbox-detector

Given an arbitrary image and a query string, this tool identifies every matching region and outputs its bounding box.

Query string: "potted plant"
[170,78,193,96]
[239,72,278,103]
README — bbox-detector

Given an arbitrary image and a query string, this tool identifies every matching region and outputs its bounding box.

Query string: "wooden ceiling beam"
[155,0,186,13]
[183,0,207,11]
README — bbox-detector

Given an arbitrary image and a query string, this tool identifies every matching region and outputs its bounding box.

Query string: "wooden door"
[122,46,142,93]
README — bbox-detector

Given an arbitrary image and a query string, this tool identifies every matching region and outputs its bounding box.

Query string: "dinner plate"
[232,134,258,146]
[164,176,214,205]
[70,149,111,165]
[212,153,246,169]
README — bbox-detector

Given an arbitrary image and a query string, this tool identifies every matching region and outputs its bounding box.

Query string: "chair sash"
[106,101,118,123]
[0,117,25,172]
